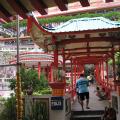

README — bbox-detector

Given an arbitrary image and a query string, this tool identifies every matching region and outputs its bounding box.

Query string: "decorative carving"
[30,23,46,49]
[68,34,76,39]
[108,32,120,38]
[99,33,106,37]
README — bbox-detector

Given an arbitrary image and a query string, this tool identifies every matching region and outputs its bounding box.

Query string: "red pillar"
[53,37,58,68]
[79,64,84,75]
[112,53,117,90]
[78,63,81,77]
[71,59,74,99]
[99,62,102,85]
[46,65,49,80]
[102,61,105,82]
[49,36,66,96]
[76,60,79,79]
[74,59,77,87]
[106,61,109,87]
[62,48,66,83]
[112,54,116,81]
[95,63,99,83]
[49,63,53,82]
[52,36,58,82]
[38,62,41,79]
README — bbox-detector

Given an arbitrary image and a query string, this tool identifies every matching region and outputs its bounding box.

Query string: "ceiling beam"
[79,0,90,7]
[0,36,31,41]
[30,0,47,15]
[64,46,112,51]
[15,1,29,13]
[76,57,104,63]
[0,11,11,22]
[0,4,11,22]
[54,0,68,11]
[57,37,119,45]
[7,0,28,18]
[87,41,90,55]
[105,0,113,3]
[0,4,11,17]
[36,2,120,19]
[76,56,103,59]
[63,51,111,55]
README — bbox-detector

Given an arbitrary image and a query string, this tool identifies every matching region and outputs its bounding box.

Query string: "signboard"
[51,97,64,110]
[52,89,65,96]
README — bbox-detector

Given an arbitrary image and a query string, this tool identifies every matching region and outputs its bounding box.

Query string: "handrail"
[98,79,115,99]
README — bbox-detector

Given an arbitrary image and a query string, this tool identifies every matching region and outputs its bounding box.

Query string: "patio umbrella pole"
[16,15,23,120]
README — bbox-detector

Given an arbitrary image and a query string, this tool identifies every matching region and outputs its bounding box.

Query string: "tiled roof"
[45,17,120,33]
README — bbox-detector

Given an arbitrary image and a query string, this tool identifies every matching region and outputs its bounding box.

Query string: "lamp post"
[16,15,23,120]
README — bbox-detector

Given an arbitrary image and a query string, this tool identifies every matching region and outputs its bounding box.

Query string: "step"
[71,110,104,120]
[71,110,104,115]
[72,115,102,120]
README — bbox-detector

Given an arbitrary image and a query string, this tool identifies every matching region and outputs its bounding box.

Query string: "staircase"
[71,110,104,120]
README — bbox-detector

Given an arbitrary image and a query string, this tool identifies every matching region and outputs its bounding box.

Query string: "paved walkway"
[72,85,109,111]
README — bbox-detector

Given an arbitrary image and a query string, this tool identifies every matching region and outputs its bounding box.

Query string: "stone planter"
[49,82,66,96]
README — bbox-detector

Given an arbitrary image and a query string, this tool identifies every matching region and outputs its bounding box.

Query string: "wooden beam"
[37,2,120,19]
[57,37,119,45]
[76,56,103,59]
[63,51,111,55]
[87,41,90,55]
[0,4,11,22]
[105,0,113,3]
[7,0,28,18]
[0,36,31,41]
[15,1,29,13]
[76,56,104,64]
[0,4,11,17]
[54,0,68,11]
[79,0,90,7]
[0,11,11,22]
[30,0,47,15]
[64,46,113,51]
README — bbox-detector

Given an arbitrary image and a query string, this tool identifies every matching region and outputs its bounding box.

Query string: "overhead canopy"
[41,17,120,33]
[0,0,120,22]
[28,16,120,64]
[9,48,62,67]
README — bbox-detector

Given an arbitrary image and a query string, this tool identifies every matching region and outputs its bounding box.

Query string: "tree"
[116,52,120,80]
[0,95,16,120]
[108,52,120,80]
[9,66,49,95]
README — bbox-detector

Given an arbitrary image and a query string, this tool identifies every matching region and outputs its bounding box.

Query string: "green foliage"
[9,67,49,94]
[66,79,71,86]
[40,88,52,94]
[20,67,40,92]
[115,52,120,65]
[108,52,120,65]
[0,96,16,120]
[9,78,16,90]
[3,11,120,28]
[108,52,120,80]
[25,100,48,120]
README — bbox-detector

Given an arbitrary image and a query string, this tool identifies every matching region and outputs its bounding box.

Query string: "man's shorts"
[79,92,89,101]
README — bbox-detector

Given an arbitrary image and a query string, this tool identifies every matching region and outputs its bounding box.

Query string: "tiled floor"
[72,85,109,111]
